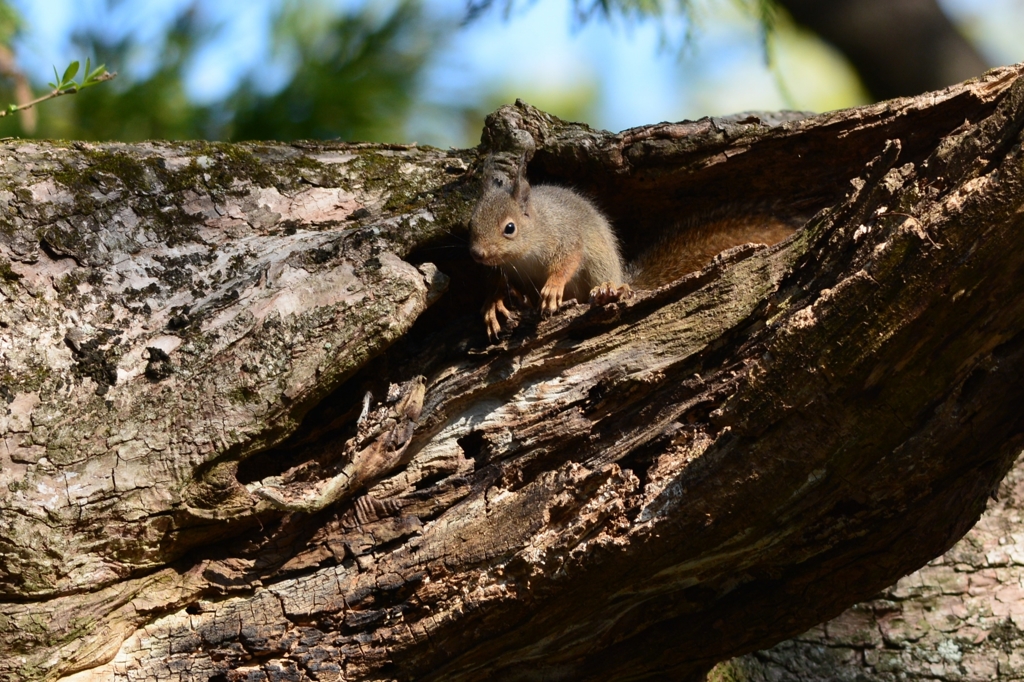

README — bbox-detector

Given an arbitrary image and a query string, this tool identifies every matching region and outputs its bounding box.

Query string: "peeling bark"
[2,64,1024,681]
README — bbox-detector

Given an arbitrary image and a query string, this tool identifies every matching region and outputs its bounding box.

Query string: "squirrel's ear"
[511,161,531,210]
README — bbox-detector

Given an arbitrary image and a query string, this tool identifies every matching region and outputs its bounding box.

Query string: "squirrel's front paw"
[589,282,634,306]
[539,282,565,315]
[483,296,516,340]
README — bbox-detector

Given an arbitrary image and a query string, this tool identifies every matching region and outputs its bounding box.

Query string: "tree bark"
[2,64,1024,682]
[713,440,1024,681]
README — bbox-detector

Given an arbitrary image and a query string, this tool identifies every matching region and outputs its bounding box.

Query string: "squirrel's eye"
[503,221,516,237]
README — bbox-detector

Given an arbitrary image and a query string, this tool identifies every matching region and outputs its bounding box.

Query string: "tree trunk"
[714,441,1024,681]
[2,64,1024,682]
[774,0,990,101]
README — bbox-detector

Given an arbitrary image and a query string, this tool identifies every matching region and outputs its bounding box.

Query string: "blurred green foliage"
[42,9,213,141]
[466,0,776,35]
[0,0,782,145]
[0,0,445,144]
[0,0,19,46]
[227,1,439,142]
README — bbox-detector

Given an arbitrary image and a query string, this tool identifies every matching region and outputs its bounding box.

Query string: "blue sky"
[9,0,1024,146]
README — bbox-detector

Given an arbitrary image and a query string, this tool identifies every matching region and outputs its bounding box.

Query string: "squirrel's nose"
[470,245,488,263]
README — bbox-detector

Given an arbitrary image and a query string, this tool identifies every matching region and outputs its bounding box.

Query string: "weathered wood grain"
[1,64,1023,681]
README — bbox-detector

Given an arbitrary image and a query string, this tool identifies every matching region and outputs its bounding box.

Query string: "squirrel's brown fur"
[469,169,624,339]
[469,166,795,340]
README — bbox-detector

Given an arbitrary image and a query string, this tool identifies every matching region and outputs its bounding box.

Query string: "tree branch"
[1,64,1023,681]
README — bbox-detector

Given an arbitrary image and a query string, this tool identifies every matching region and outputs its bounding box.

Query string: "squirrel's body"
[472,185,623,303]
[470,171,626,339]
[469,164,796,339]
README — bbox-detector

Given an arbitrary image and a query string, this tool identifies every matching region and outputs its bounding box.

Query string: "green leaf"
[84,64,107,86]
[7,104,16,112]
[51,65,60,88]
[61,61,80,87]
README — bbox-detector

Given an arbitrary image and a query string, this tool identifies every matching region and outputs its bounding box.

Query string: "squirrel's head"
[469,169,533,266]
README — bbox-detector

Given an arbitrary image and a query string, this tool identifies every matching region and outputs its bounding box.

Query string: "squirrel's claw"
[539,282,564,315]
[483,295,515,341]
[590,282,634,306]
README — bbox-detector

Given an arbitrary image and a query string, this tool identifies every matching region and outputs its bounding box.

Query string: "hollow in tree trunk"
[1,65,1024,681]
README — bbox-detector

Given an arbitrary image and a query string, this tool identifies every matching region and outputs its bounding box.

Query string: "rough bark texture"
[713,449,1024,682]
[2,64,1024,681]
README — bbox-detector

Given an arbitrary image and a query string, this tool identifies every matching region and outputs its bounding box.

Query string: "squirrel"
[469,161,796,340]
